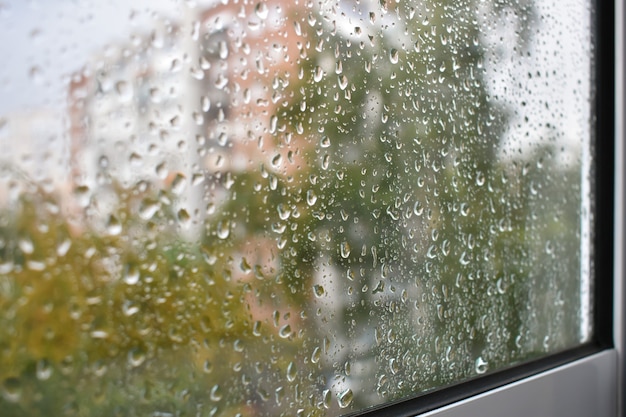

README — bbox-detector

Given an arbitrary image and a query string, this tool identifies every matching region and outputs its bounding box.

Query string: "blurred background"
[0,0,591,415]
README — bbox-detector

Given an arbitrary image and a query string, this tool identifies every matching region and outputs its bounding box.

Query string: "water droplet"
[139,199,159,220]
[218,40,229,59]
[286,362,297,382]
[475,357,488,374]
[335,60,343,74]
[18,237,34,254]
[460,203,469,216]
[271,153,283,168]
[255,2,269,19]
[321,154,330,170]
[54,238,71,257]
[306,189,318,206]
[170,58,182,72]
[124,264,140,285]
[115,80,132,101]
[338,74,348,90]
[476,171,486,186]
[36,359,52,381]
[496,277,507,294]
[106,215,122,236]
[314,66,324,82]
[90,330,109,339]
[156,162,168,179]
[278,324,292,338]
[2,377,21,403]
[201,95,211,112]
[313,284,325,297]
[293,20,302,36]
[217,220,230,239]
[128,347,146,368]
[252,321,262,336]
[122,300,139,317]
[320,135,331,148]
[389,358,399,375]
[217,132,228,146]
[277,203,291,220]
[322,389,331,409]
[215,73,228,89]
[29,66,43,84]
[311,346,321,364]
[177,208,191,228]
[275,386,284,404]
[171,173,187,195]
[210,384,223,401]
[340,241,351,258]
[389,48,399,64]
[149,87,162,103]
[337,388,354,408]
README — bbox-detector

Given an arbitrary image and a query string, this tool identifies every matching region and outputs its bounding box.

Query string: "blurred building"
[67,2,306,239]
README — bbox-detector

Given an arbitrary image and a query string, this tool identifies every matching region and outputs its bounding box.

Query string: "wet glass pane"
[0,0,591,415]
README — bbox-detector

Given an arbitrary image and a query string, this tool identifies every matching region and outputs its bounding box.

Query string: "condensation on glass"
[0,0,591,415]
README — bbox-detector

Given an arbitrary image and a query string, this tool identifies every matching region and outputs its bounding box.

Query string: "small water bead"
[311,346,321,364]
[139,199,160,220]
[337,388,354,408]
[340,241,351,258]
[314,66,324,82]
[255,2,269,19]
[306,189,318,206]
[123,264,140,285]
[277,203,291,220]
[36,359,52,381]
[252,321,262,336]
[322,389,332,409]
[122,300,139,317]
[217,220,230,239]
[475,357,488,374]
[201,95,211,112]
[29,65,43,84]
[115,80,132,101]
[389,48,399,64]
[210,384,223,402]
[286,361,297,382]
[18,237,34,254]
[2,377,21,403]
[177,208,191,228]
[321,154,330,170]
[128,347,146,368]
[218,40,229,59]
[106,215,122,236]
[278,324,292,338]
[170,173,187,195]
[313,284,325,297]
[271,153,283,168]
[338,74,349,90]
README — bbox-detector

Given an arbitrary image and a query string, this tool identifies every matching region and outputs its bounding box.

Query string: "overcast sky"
[0,0,211,114]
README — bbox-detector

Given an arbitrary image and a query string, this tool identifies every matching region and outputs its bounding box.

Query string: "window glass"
[0,0,591,415]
